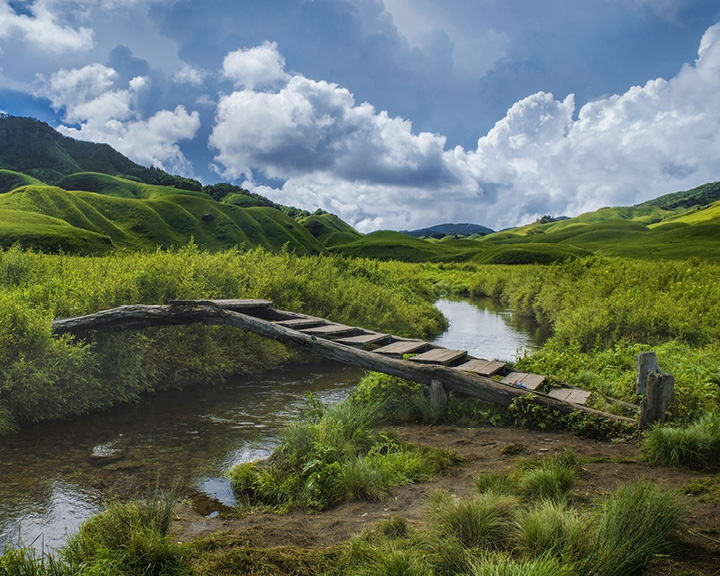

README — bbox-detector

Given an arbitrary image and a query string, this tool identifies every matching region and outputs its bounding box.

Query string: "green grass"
[0,180,326,255]
[229,395,458,511]
[0,246,446,429]
[581,482,686,576]
[642,410,720,470]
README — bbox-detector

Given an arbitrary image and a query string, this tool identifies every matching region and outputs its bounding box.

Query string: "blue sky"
[1,0,719,231]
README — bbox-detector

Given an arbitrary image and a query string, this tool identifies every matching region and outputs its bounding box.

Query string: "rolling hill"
[0,116,355,255]
[3,114,720,262]
[330,181,720,262]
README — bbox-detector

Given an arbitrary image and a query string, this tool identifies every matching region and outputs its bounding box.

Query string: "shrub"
[581,482,686,576]
[642,409,720,470]
[427,490,517,550]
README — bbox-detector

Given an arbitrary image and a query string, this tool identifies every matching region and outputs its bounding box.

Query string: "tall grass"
[418,257,720,423]
[229,395,458,511]
[467,552,574,576]
[581,482,685,576]
[642,409,720,469]
[0,245,445,430]
[62,491,186,575]
[515,499,583,558]
[0,491,187,576]
[427,490,517,550]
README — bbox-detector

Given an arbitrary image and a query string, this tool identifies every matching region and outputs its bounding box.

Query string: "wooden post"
[429,379,448,415]
[636,351,659,397]
[638,371,675,430]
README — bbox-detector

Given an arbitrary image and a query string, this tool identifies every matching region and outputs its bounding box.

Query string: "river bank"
[171,424,720,575]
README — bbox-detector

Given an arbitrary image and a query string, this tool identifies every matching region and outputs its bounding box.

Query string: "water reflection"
[432,298,548,361]
[0,363,363,553]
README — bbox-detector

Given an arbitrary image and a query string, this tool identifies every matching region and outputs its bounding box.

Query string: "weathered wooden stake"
[429,379,448,415]
[638,371,675,430]
[636,351,659,397]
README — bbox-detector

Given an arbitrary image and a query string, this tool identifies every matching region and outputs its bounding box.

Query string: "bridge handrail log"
[52,303,635,425]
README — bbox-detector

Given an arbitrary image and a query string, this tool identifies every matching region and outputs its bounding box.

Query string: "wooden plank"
[300,324,357,337]
[335,332,390,347]
[275,317,325,329]
[170,299,273,311]
[454,358,506,376]
[501,372,545,390]
[373,340,428,356]
[547,388,571,402]
[548,388,592,405]
[411,348,467,366]
[565,389,592,405]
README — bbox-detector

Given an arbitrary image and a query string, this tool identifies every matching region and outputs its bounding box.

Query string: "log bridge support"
[51,299,636,427]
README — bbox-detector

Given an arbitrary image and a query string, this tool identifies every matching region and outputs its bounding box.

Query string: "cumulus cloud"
[0,0,94,52]
[173,64,208,86]
[222,41,288,90]
[36,62,201,174]
[210,23,720,232]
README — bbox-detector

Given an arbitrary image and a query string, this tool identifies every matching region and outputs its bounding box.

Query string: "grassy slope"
[300,212,364,246]
[0,174,325,254]
[332,180,720,263]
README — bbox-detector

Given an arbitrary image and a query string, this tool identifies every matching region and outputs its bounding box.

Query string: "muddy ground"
[172,425,720,575]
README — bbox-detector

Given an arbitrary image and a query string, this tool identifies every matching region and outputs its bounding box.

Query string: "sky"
[1,1,720,232]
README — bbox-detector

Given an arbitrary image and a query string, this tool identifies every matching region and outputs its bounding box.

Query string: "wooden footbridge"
[52,299,636,426]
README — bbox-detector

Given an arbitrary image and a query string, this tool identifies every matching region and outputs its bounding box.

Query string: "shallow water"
[0,298,543,553]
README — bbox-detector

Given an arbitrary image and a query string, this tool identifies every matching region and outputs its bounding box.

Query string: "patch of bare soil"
[171,425,720,575]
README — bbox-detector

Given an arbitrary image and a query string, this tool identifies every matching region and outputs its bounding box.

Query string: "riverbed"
[0,298,544,553]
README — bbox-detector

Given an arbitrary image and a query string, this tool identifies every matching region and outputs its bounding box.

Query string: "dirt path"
[171,425,720,574]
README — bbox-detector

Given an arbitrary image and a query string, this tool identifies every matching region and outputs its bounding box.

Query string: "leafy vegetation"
[0,245,445,431]
[229,394,458,511]
[642,410,720,470]
[414,256,720,424]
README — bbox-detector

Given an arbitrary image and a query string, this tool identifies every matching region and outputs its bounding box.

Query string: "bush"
[642,409,720,470]
[427,490,517,550]
[581,482,686,576]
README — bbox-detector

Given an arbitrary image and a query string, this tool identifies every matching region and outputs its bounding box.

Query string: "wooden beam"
[51,302,635,425]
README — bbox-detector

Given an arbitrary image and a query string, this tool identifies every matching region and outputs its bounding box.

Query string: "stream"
[0,298,546,554]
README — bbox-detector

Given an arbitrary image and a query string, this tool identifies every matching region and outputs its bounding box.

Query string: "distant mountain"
[401,223,494,238]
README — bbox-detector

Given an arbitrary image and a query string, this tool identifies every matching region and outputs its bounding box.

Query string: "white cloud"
[173,64,207,86]
[210,24,720,232]
[36,62,201,175]
[222,41,289,90]
[58,105,201,175]
[0,0,94,52]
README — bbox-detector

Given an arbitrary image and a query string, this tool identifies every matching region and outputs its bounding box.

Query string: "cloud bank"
[13,0,720,232]
[209,24,720,231]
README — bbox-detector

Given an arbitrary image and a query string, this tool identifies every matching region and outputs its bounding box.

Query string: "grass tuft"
[581,481,686,576]
[428,490,517,550]
[642,410,720,470]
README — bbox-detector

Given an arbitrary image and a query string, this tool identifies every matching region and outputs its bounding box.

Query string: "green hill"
[0,117,363,255]
[0,116,199,190]
[300,211,364,246]
[329,181,720,263]
[0,176,326,254]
